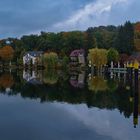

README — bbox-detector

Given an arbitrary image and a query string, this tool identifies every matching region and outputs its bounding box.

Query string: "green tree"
[86,28,99,49]
[107,48,119,63]
[116,21,134,54]
[62,56,69,69]
[42,52,58,68]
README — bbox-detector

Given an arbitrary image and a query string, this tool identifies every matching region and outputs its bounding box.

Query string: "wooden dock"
[109,68,140,74]
[109,68,127,73]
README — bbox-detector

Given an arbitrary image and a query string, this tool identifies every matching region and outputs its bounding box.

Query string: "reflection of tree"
[43,69,58,85]
[21,83,47,102]
[0,73,14,88]
[19,82,133,118]
[12,71,26,93]
[0,71,134,119]
[107,79,118,92]
[88,76,108,92]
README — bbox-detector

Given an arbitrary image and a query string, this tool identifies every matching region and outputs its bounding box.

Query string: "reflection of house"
[23,70,43,84]
[70,72,85,88]
[70,49,85,66]
[23,51,43,65]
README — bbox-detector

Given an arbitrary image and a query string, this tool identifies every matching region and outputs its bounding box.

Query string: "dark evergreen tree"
[116,21,134,54]
[86,27,95,49]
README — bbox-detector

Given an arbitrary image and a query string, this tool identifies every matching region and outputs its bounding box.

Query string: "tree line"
[0,21,139,65]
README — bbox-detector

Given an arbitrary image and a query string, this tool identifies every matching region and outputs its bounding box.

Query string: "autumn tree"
[0,46,14,63]
[88,48,108,68]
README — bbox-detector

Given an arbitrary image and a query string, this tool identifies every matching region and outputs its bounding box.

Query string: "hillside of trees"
[0,21,140,64]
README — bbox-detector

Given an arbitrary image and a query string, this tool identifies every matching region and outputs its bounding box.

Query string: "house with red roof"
[127,53,140,63]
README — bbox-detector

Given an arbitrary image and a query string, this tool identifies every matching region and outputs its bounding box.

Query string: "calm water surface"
[0,70,140,140]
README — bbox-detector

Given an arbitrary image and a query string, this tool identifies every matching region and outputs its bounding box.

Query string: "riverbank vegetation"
[0,21,140,68]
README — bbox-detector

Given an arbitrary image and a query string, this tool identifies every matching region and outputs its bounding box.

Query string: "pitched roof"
[24,51,43,57]
[70,49,85,57]
[127,52,140,62]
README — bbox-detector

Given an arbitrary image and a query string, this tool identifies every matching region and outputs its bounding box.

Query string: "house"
[23,51,43,65]
[120,52,140,67]
[70,49,85,66]
[127,53,140,63]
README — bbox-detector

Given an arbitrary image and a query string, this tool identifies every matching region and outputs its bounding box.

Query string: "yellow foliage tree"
[88,48,107,68]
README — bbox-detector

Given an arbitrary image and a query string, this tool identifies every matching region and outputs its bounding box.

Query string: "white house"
[23,51,43,65]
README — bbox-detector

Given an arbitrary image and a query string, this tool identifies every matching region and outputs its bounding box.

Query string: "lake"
[0,69,140,140]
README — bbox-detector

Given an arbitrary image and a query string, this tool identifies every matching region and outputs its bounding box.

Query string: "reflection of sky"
[0,94,139,140]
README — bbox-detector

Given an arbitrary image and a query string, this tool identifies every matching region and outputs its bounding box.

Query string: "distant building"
[70,49,85,66]
[23,51,43,65]
[127,52,140,63]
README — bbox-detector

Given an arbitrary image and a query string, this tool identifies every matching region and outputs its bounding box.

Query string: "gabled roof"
[70,49,85,57]
[24,51,43,57]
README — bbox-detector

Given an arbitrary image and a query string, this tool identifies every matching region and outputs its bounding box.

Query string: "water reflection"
[88,76,109,92]
[0,70,140,131]
[70,71,85,88]
[23,70,43,84]
[0,73,14,91]
[43,69,59,85]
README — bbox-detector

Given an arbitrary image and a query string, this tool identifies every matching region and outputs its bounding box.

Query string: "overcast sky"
[0,0,140,38]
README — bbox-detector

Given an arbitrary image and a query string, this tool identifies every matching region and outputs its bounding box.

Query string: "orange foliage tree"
[135,22,140,32]
[0,46,14,62]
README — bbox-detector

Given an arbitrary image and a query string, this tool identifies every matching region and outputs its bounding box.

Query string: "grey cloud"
[0,0,93,38]
[0,0,139,38]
